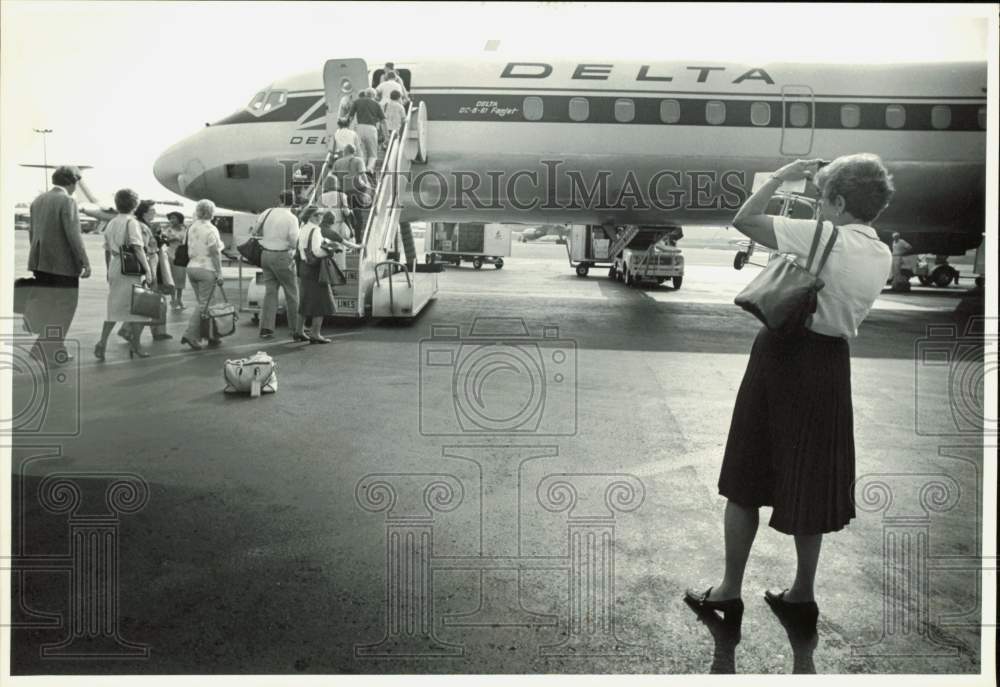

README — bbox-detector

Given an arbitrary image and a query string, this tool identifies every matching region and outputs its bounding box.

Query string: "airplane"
[19,163,184,233]
[153,57,988,257]
[518,224,571,243]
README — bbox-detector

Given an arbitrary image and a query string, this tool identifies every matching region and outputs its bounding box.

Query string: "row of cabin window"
[521,96,985,130]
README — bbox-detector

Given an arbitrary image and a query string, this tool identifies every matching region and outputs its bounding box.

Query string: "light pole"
[33,128,53,192]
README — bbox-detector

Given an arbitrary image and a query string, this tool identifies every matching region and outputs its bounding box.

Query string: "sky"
[0,1,995,214]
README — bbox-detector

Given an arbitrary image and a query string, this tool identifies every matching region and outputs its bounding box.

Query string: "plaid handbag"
[200,283,238,339]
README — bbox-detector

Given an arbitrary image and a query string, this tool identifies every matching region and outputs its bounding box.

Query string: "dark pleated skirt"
[718,327,856,535]
[297,261,336,317]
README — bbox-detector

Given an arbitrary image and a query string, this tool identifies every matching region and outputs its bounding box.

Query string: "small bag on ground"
[223,351,277,397]
[200,283,238,339]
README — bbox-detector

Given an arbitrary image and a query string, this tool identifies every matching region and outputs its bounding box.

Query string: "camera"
[914,317,996,436]
[419,317,577,435]
[2,322,81,436]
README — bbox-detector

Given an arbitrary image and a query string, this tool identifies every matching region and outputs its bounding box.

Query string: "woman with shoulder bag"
[295,207,339,344]
[684,154,894,630]
[164,211,188,309]
[180,199,226,351]
[93,189,155,361]
[117,200,173,344]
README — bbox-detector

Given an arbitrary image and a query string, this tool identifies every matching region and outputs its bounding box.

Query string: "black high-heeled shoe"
[129,347,150,359]
[180,337,202,351]
[764,589,819,626]
[684,586,744,624]
[94,342,106,362]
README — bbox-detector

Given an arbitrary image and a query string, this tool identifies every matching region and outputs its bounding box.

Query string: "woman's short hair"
[114,188,139,213]
[342,143,355,156]
[166,211,185,223]
[814,153,895,223]
[194,199,216,220]
[134,200,156,221]
[318,210,337,228]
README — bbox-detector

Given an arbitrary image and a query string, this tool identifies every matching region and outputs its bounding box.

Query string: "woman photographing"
[685,154,893,628]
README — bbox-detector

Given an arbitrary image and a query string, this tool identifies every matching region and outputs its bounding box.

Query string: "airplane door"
[323,58,370,145]
[780,85,815,157]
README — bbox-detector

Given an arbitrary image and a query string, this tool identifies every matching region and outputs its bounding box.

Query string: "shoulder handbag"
[173,227,191,267]
[734,219,839,337]
[238,210,272,267]
[130,283,167,321]
[303,226,322,266]
[119,218,145,276]
[199,283,238,339]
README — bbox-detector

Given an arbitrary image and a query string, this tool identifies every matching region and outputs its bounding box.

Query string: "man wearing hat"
[25,165,91,363]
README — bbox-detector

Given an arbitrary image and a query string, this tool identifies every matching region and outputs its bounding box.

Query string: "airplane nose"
[153,148,182,195]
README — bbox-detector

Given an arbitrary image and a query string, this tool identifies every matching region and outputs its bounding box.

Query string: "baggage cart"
[566,225,615,277]
[425,222,511,269]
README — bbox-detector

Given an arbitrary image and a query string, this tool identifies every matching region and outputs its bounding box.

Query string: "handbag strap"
[252,209,274,238]
[118,217,134,253]
[805,219,839,276]
[202,281,229,314]
[305,225,318,257]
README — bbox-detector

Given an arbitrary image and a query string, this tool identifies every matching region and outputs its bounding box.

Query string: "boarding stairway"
[306,58,436,319]
[606,225,640,260]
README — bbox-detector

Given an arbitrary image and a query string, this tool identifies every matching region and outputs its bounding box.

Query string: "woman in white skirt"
[93,189,155,360]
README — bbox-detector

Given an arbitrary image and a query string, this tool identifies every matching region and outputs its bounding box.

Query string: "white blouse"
[186,219,225,271]
[773,216,892,338]
[296,222,330,261]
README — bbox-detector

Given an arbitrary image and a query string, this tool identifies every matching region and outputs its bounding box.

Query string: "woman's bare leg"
[712,500,759,600]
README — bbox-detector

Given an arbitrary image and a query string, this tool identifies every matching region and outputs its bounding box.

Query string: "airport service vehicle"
[425,222,511,269]
[612,236,684,288]
[913,254,960,287]
[154,57,988,316]
[567,224,613,276]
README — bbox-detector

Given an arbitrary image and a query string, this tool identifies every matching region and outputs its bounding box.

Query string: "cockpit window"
[246,88,288,117]
[264,91,287,112]
[247,91,267,113]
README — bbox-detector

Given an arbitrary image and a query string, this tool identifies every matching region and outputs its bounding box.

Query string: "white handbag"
[223,351,277,397]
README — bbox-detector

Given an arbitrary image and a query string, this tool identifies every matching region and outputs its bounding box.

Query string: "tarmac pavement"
[7,234,987,674]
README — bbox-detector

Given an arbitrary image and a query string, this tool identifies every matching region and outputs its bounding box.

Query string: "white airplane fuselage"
[153,58,987,254]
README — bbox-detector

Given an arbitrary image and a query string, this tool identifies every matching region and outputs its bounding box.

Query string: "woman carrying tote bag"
[684,154,893,629]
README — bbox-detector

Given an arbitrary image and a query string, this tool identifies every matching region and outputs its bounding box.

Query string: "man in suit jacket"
[25,166,91,364]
